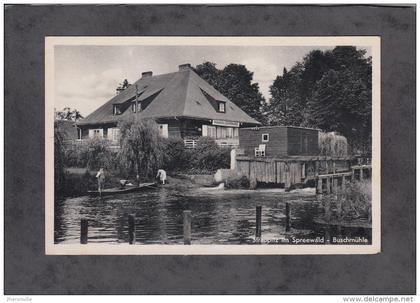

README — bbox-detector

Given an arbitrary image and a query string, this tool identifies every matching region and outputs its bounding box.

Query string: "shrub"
[161,137,190,172]
[84,138,117,171]
[321,179,372,223]
[190,137,230,172]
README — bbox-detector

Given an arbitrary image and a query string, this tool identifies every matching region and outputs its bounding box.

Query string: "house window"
[89,128,104,139]
[158,124,169,138]
[93,129,102,138]
[262,133,269,142]
[132,102,141,113]
[218,102,226,113]
[202,125,216,138]
[113,105,121,115]
[110,128,120,141]
[226,127,234,138]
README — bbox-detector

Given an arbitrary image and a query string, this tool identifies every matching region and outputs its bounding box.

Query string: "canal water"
[54,187,371,245]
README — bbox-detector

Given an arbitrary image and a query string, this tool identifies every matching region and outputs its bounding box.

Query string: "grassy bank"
[318,179,372,227]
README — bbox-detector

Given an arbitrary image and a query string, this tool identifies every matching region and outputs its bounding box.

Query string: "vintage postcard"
[45,36,380,255]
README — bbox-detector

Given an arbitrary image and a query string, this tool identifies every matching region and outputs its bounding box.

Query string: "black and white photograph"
[46,37,380,254]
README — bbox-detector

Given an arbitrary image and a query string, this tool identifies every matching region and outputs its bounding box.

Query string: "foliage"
[118,117,165,178]
[54,128,66,197]
[116,79,131,91]
[319,132,348,157]
[63,146,88,168]
[84,138,118,171]
[191,137,231,172]
[194,62,266,123]
[321,179,372,223]
[161,137,190,172]
[306,68,371,154]
[55,107,84,121]
[63,139,118,171]
[264,46,372,154]
[161,136,231,174]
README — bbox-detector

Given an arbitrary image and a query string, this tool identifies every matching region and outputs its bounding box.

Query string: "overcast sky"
[55,45,371,117]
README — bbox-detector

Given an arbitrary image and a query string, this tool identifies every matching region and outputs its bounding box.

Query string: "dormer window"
[218,101,226,113]
[113,105,122,115]
[132,102,141,113]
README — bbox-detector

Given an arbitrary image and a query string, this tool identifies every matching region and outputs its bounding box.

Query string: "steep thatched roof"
[78,67,260,126]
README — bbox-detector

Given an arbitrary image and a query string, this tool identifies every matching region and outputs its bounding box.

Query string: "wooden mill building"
[76,64,260,148]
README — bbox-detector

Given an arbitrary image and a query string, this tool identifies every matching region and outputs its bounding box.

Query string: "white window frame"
[262,133,269,142]
[202,125,216,138]
[158,124,169,138]
[218,102,226,113]
[89,128,104,139]
[113,105,121,115]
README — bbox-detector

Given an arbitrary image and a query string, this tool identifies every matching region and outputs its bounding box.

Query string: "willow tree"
[118,118,164,179]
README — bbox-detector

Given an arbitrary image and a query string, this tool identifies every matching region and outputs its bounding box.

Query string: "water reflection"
[54,187,371,245]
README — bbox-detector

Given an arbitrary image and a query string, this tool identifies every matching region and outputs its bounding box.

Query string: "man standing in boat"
[96,167,106,194]
[156,169,167,185]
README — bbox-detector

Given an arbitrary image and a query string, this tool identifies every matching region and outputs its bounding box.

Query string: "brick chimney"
[178,63,191,71]
[142,71,153,78]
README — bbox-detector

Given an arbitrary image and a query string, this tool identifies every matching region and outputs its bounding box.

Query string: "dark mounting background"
[4,5,416,295]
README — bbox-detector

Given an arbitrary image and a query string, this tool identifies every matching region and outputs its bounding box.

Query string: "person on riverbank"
[156,169,167,185]
[96,168,106,193]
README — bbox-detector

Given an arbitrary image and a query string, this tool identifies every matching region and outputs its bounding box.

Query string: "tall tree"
[264,65,304,126]
[194,62,221,88]
[194,62,266,123]
[266,46,372,153]
[55,107,84,121]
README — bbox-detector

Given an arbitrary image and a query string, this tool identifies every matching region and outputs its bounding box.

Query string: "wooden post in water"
[80,219,88,244]
[183,210,192,245]
[285,202,291,232]
[255,206,262,242]
[326,177,331,194]
[128,214,136,244]
[317,177,323,194]
[285,165,291,192]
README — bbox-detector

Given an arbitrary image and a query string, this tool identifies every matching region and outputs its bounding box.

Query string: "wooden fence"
[235,156,353,189]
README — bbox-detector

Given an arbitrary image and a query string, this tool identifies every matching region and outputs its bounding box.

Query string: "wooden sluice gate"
[234,155,371,191]
[316,172,352,194]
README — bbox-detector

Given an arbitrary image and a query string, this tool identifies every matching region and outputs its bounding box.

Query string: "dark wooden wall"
[157,118,204,138]
[287,128,319,156]
[239,127,288,157]
[239,127,319,157]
